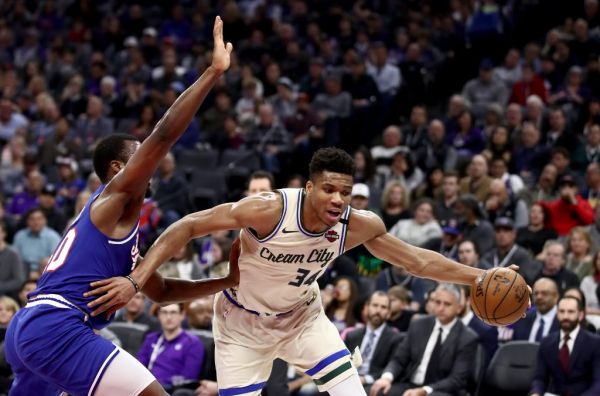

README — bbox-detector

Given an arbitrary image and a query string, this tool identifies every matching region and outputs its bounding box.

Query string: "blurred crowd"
[1,0,600,395]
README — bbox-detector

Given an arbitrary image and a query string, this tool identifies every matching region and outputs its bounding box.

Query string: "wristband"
[124,275,140,293]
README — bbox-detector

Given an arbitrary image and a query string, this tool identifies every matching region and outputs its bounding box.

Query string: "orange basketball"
[470,267,530,326]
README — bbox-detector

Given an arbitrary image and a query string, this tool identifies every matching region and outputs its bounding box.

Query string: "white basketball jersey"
[232,188,351,314]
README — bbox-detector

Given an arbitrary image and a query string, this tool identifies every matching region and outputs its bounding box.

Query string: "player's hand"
[84,276,138,317]
[210,16,233,74]
[508,264,532,317]
[227,237,241,286]
[196,380,218,396]
[403,388,427,396]
[370,378,392,396]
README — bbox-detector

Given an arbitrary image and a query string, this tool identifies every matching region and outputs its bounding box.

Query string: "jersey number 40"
[45,228,77,272]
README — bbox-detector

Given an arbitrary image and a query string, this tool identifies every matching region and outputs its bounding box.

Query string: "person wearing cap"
[268,77,297,121]
[421,223,461,260]
[38,184,67,234]
[538,174,595,236]
[482,217,539,284]
[461,58,509,122]
[455,194,496,254]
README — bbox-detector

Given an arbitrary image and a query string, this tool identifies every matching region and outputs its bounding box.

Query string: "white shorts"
[213,291,356,395]
[93,346,156,396]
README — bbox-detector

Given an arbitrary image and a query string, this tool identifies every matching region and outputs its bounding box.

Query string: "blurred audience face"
[549,109,566,132]
[382,126,401,147]
[351,194,369,210]
[442,175,459,199]
[557,297,583,333]
[413,201,434,225]
[458,241,479,267]
[27,210,47,234]
[158,304,185,333]
[410,106,427,127]
[539,164,558,190]
[126,292,146,318]
[495,226,516,250]
[544,243,566,274]
[366,293,390,328]
[18,280,36,307]
[388,185,405,208]
[587,124,600,147]
[469,155,488,179]
[427,120,445,144]
[586,163,600,188]
[529,204,545,227]
[258,104,275,127]
[188,296,214,330]
[569,228,591,256]
[247,177,272,195]
[433,287,461,325]
[533,278,560,314]
[334,278,352,303]
[488,179,509,205]
[158,153,176,177]
[0,297,18,326]
[521,122,540,147]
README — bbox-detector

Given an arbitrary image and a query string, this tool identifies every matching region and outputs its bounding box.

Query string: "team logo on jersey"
[131,234,140,270]
[325,230,339,243]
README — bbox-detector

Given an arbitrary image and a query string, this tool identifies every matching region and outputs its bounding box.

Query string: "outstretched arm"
[94,17,233,226]
[347,210,484,285]
[84,193,281,315]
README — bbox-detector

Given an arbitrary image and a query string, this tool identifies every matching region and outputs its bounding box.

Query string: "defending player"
[4,17,235,396]
[85,148,504,396]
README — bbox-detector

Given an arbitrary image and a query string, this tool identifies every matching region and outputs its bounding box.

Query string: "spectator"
[366,42,401,99]
[245,170,274,196]
[353,146,377,186]
[114,292,159,331]
[7,170,44,221]
[434,171,460,224]
[462,58,509,123]
[389,199,442,248]
[312,73,352,146]
[39,117,81,169]
[513,277,560,342]
[563,287,597,332]
[489,157,525,196]
[459,286,498,367]
[268,77,297,121]
[565,227,594,280]
[345,291,403,390]
[457,239,488,269]
[370,283,478,396]
[17,279,36,308]
[459,155,492,203]
[187,296,214,332]
[73,95,113,152]
[587,204,600,251]
[401,105,428,152]
[513,121,550,186]
[516,203,558,256]
[128,104,157,141]
[244,103,291,174]
[38,184,67,234]
[371,125,404,173]
[200,90,235,147]
[509,63,548,105]
[484,178,529,228]
[55,156,85,216]
[539,174,595,236]
[583,162,600,208]
[325,276,359,333]
[0,221,25,300]
[157,242,203,280]
[494,48,522,90]
[530,296,600,396]
[387,286,416,332]
[416,119,458,173]
[532,241,580,294]
[153,152,191,226]
[481,125,513,167]
[519,163,559,206]
[0,296,19,337]
[445,110,486,160]
[0,99,28,143]
[376,149,424,194]
[138,303,204,391]
[12,208,60,277]
[483,217,539,284]
[544,108,582,154]
[580,251,600,315]
[455,194,496,254]
[379,181,410,230]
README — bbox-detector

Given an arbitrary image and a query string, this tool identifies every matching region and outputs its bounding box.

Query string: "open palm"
[211,16,233,73]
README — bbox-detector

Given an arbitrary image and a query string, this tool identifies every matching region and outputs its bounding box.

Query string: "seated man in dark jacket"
[370,283,478,396]
[530,296,600,396]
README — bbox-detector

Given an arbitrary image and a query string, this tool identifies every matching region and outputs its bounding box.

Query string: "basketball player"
[86,148,518,396]
[4,17,235,396]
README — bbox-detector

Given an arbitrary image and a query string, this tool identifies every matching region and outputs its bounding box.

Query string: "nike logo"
[282,228,299,234]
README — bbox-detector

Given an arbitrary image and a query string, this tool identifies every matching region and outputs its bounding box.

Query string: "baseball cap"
[558,174,576,186]
[277,77,294,90]
[143,27,157,37]
[479,58,494,71]
[494,217,515,230]
[442,226,461,236]
[351,183,370,198]
[41,184,57,196]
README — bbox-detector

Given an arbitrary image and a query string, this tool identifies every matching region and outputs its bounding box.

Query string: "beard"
[560,318,578,333]
[369,314,384,327]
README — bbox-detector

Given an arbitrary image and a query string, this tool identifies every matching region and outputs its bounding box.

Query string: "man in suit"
[459,286,498,366]
[345,291,404,391]
[512,277,560,342]
[370,284,478,396]
[530,296,600,396]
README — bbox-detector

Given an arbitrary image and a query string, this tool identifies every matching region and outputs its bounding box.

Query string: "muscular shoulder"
[232,191,284,233]
[345,209,386,249]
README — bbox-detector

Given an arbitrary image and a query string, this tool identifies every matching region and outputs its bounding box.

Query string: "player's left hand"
[84,276,138,318]
[210,16,233,74]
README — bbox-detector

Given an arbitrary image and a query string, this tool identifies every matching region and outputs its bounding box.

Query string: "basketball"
[470,267,530,326]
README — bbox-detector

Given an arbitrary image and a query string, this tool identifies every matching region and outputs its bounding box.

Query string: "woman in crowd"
[581,251,600,315]
[157,241,204,280]
[0,296,19,341]
[516,203,557,256]
[565,226,594,280]
[325,276,359,333]
[379,180,411,230]
[353,146,377,186]
[389,198,442,247]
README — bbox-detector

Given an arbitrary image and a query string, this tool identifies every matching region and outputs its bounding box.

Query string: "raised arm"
[112,17,231,194]
[346,210,484,285]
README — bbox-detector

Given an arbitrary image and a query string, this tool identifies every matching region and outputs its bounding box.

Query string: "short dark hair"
[308,147,355,180]
[559,295,584,312]
[459,238,480,256]
[366,290,390,306]
[24,207,45,222]
[92,134,139,183]
[248,170,275,189]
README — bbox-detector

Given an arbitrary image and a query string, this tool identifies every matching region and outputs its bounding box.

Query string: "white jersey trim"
[107,223,140,245]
